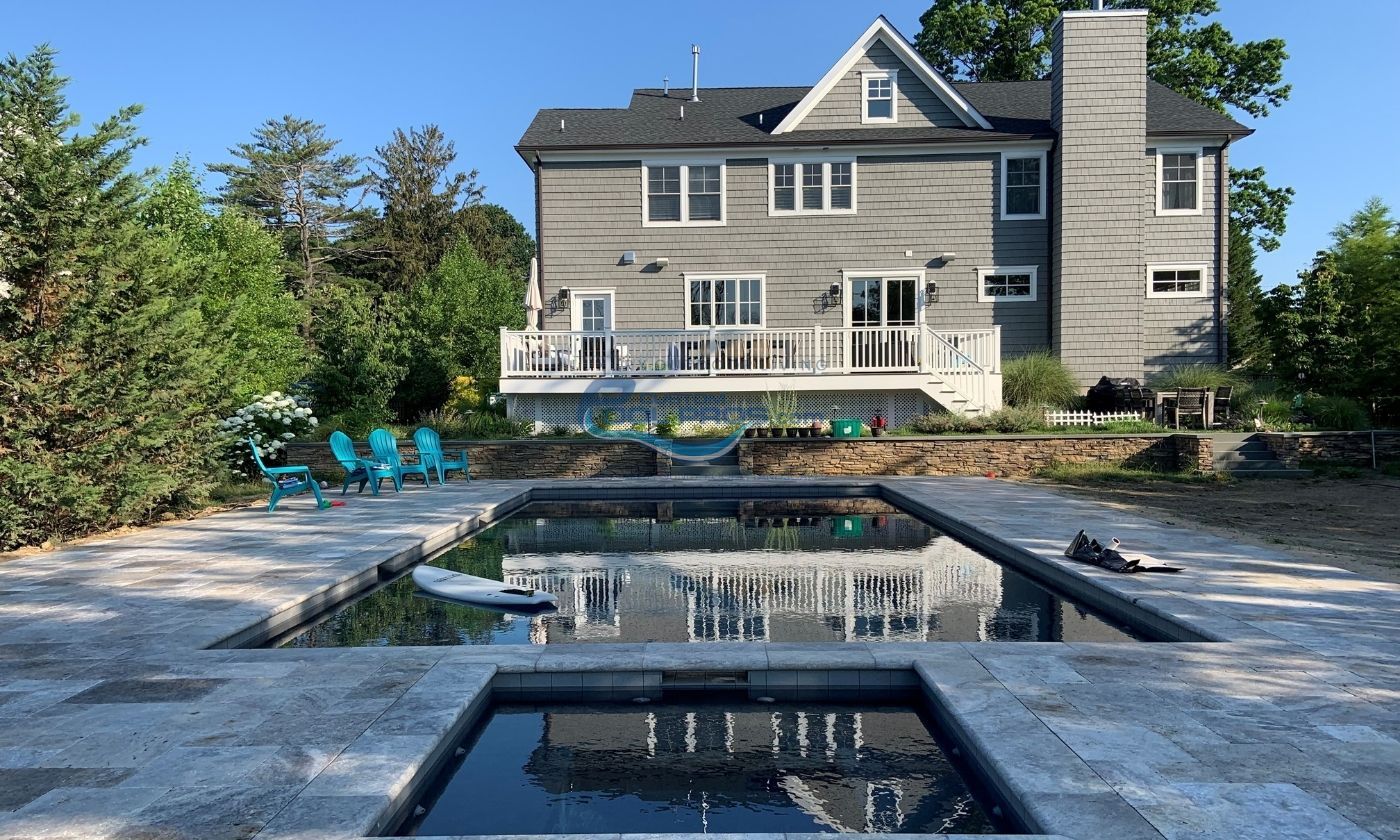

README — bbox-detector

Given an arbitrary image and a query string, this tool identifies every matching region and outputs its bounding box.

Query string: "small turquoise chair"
[328,430,395,495]
[367,428,431,491]
[246,437,325,512]
[413,427,470,485]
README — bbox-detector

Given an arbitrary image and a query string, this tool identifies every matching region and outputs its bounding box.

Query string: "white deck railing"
[501,325,999,381]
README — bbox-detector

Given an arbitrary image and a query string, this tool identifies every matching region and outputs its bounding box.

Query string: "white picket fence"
[1042,409,1147,427]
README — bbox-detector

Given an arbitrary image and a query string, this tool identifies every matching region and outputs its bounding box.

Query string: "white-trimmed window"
[685,274,764,329]
[977,266,1038,302]
[1156,147,1201,215]
[862,70,896,123]
[769,159,857,215]
[1001,151,1045,220]
[643,161,725,226]
[1147,264,1207,298]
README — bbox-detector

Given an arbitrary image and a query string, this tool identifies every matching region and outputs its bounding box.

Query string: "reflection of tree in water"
[283,532,517,647]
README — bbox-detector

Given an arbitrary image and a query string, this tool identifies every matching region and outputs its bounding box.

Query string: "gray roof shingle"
[516,80,1250,155]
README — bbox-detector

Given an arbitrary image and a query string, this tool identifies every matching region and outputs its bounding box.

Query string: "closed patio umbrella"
[524,256,543,330]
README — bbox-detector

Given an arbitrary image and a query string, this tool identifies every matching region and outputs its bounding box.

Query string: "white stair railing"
[922,326,998,413]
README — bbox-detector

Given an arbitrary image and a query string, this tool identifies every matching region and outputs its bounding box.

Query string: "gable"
[797,38,960,132]
[773,16,992,134]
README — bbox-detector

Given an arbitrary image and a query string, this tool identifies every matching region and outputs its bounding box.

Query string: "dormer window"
[861,70,896,123]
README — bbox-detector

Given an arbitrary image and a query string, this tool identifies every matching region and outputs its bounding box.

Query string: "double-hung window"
[643,162,725,225]
[686,275,764,328]
[1156,148,1201,215]
[862,70,896,123]
[1000,152,1045,220]
[770,159,856,215]
[977,266,1038,302]
[1147,265,1207,298]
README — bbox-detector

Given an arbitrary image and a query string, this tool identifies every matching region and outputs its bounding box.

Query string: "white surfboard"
[411,565,558,608]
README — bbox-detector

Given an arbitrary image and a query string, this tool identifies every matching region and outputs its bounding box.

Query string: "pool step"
[670,463,741,477]
[1211,434,1312,479]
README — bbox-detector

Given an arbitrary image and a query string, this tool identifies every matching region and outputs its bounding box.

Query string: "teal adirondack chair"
[413,427,470,485]
[328,430,395,495]
[247,437,325,512]
[367,428,431,491]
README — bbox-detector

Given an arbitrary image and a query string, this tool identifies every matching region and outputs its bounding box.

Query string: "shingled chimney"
[1050,8,1149,384]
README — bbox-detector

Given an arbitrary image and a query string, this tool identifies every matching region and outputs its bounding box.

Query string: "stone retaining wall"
[283,439,668,480]
[1257,431,1400,469]
[739,434,1213,478]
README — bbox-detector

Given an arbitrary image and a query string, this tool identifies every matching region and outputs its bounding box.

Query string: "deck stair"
[1211,433,1312,478]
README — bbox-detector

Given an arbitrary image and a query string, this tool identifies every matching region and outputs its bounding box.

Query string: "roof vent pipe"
[691,44,701,102]
[559,118,565,132]
[680,105,685,120]
[663,76,669,97]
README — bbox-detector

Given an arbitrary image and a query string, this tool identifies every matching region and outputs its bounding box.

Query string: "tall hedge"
[0,48,230,549]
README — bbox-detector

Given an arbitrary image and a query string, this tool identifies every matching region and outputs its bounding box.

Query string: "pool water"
[279,499,1146,647]
[402,701,1001,836]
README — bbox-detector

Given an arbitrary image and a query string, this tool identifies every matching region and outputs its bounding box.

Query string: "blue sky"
[7,0,1397,288]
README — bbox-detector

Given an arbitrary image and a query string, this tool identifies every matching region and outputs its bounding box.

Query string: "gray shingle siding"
[798,40,960,131]
[1144,144,1227,372]
[1052,13,1149,385]
[538,154,1049,354]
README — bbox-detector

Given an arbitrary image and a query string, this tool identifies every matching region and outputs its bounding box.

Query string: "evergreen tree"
[459,203,536,284]
[913,0,1294,252]
[366,124,483,291]
[1225,224,1264,370]
[0,47,229,549]
[208,115,374,297]
[142,159,307,400]
[306,284,405,431]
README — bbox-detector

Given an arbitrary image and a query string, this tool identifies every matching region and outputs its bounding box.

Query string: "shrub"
[908,406,1044,435]
[1303,395,1370,430]
[1002,352,1079,408]
[446,376,484,413]
[418,407,531,440]
[218,393,319,475]
[1148,363,1241,391]
[656,411,681,438]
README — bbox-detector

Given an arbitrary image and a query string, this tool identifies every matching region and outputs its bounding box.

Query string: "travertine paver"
[0,476,1396,839]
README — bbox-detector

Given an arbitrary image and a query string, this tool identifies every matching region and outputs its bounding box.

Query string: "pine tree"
[366,124,483,291]
[0,47,230,549]
[208,115,374,297]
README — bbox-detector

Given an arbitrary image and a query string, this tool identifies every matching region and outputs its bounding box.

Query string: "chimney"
[1050,7,1149,384]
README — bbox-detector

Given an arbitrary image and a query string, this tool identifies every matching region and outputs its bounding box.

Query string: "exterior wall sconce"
[925,280,939,303]
[557,286,570,303]
[828,282,842,299]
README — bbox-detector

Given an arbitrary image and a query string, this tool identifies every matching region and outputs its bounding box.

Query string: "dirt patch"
[1038,475,1400,583]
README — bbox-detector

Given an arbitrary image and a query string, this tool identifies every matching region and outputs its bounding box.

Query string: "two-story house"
[502,8,1250,431]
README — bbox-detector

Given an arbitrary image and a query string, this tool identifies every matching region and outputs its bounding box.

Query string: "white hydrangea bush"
[219,392,318,475]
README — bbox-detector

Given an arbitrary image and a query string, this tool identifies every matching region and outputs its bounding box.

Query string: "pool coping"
[5,476,1391,840]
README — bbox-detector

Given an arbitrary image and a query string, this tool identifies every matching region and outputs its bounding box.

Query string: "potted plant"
[809,421,823,438]
[871,414,888,437]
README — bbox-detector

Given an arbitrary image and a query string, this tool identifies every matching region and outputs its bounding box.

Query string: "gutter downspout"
[1046,138,1057,354]
[533,153,545,331]
[1215,137,1230,365]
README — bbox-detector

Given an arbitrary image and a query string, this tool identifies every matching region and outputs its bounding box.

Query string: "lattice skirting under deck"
[507,390,935,433]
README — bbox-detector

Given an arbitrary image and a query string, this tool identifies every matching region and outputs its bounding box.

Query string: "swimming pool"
[276,499,1147,647]
[401,699,1003,836]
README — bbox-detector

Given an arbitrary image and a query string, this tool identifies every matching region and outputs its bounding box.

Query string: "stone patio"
[0,477,1397,839]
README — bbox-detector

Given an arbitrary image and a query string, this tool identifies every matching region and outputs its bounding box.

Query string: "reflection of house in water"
[492,512,1093,644]
[519,705,984,833]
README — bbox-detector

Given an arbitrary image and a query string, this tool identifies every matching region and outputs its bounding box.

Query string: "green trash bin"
[831,418,862,439]
[832,515,864,538]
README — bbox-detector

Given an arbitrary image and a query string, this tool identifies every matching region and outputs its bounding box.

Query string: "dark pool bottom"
[402,700,1001,836]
